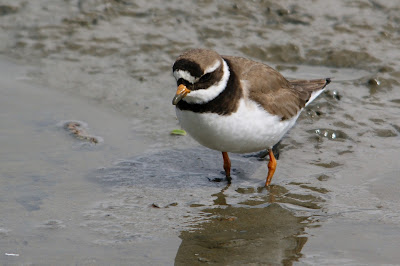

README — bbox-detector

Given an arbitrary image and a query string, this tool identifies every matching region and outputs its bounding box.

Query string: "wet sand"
[0,57,180,265]
[1,0,400,265]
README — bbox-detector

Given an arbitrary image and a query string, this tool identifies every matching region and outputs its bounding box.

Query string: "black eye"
[199,73,212,82]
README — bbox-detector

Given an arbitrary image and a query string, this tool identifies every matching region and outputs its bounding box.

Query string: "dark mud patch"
[90,148,263,189]
[0,5,18,16]
[306,49,380,69]
[240,43,304,63]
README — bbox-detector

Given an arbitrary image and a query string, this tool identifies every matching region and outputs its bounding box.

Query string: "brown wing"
[224,56,329,120]
[249,75,329,120]
[240,63,303,119]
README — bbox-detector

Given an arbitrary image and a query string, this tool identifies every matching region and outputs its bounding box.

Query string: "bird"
[172,49,330,187]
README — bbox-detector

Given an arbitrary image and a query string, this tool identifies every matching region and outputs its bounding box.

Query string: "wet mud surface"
[1,0,400,265]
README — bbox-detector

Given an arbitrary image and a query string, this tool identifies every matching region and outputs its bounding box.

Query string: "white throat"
[183,59,230,104]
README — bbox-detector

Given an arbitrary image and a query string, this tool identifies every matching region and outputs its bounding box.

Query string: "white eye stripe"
[204,60,221,74]
[173,60,221,84]
[173,70,199,84]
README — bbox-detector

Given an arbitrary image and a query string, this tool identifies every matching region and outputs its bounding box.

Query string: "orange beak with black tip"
[172,84,191,105]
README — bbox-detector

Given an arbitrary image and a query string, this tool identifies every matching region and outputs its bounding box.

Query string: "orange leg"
[222,152,232,183]
[265,149,277,186]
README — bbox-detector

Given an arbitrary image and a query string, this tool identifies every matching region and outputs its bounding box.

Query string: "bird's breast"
[175,99,299,153]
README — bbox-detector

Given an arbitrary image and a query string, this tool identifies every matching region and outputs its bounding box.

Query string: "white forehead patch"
[173,70,199,84]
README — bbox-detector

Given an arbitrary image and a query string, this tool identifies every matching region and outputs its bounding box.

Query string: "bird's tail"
[290,78,331,106]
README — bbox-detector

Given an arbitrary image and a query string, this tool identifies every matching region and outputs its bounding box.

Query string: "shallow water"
[0,0,400,265]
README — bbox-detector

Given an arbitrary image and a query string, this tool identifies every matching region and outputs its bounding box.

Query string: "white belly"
[176,99,300,153]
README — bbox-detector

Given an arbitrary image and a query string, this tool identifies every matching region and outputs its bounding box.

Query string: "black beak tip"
[172,94,183,105]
